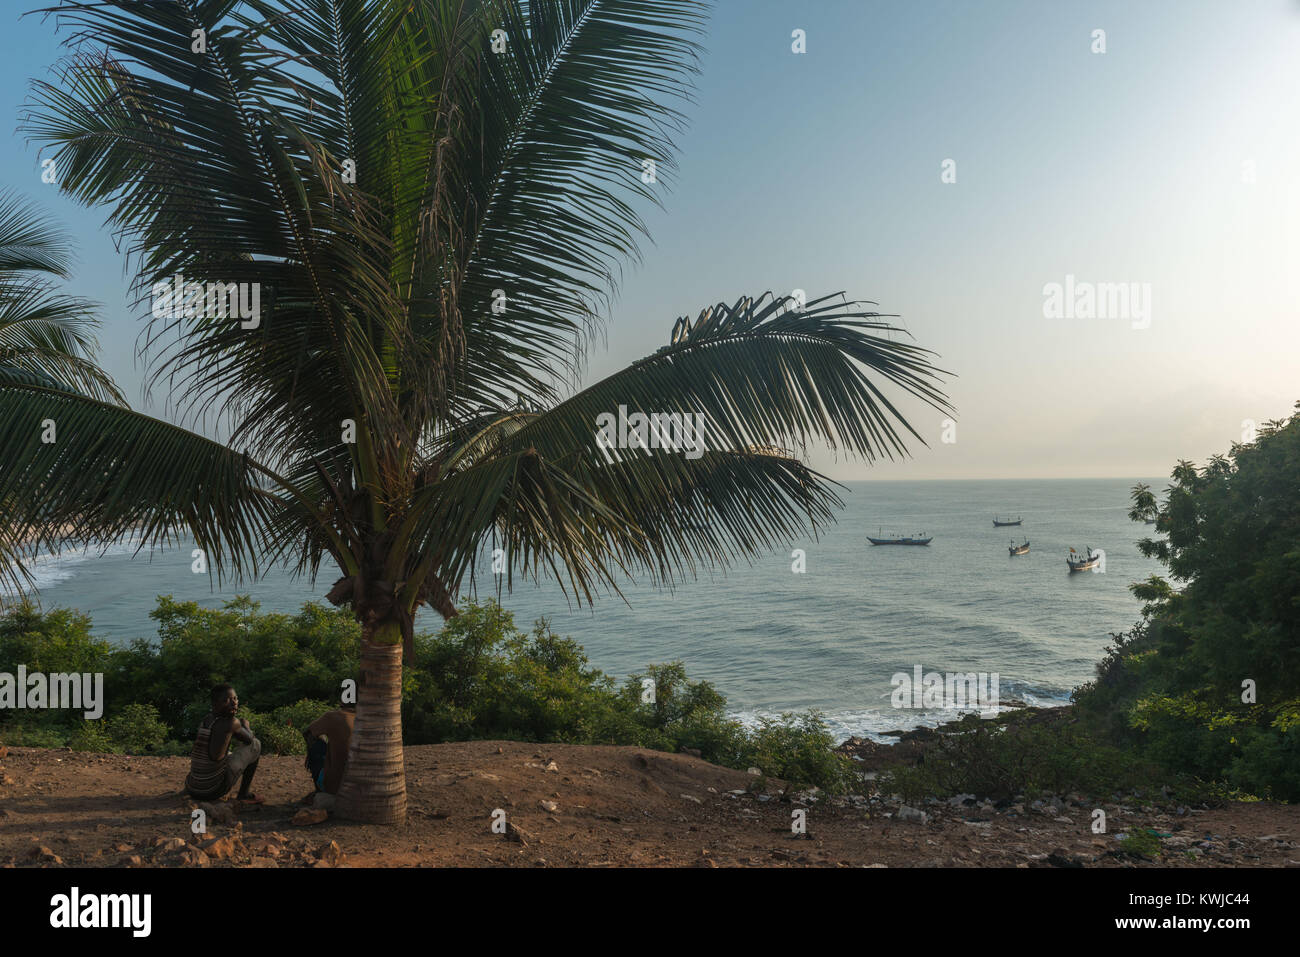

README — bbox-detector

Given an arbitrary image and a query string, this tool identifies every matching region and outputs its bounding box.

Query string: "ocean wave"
[1,538,153,597]
[730,679,1073,744]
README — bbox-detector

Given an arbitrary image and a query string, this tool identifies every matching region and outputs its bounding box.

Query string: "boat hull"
[867,537,932,546]
[1009,544,1030,555]
[993,520,1022,527]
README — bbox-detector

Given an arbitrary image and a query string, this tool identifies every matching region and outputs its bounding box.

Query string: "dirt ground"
[1,741,1298,867]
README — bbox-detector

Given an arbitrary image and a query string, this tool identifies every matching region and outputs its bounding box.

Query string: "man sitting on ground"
[302,701,355,807]
[184,683,262,804]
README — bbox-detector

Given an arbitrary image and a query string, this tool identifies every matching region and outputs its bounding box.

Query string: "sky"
[3,0,1299,481]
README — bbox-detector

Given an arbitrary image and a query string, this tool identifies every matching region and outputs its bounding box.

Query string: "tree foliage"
[1074,403,1300,799]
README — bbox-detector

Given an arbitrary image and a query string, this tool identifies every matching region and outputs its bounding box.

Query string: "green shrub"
[0,596,861,792]
[741,712,857,792]
[880,715,1196,804]
[1119,829,1163,859]
[104,703,170,753]
[67,720,117,753]
[1071,412,1300,801]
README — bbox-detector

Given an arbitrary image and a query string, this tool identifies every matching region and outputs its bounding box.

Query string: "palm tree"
[7,0,952,824]
[1128,482,1159,525]
[0,190,122,587]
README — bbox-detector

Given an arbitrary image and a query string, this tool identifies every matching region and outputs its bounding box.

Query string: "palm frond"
[0,190,77,278]
[22,1,408,466]
[0,367,281,595]
[395,291,951,605]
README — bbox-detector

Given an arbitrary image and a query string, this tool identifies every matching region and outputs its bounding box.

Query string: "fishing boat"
[993,515,1022,527]
[1067,547,1101,572]
[1009,540,1030,556]
[867,527,932,546]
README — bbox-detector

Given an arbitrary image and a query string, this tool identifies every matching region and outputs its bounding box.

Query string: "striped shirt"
[185,713,232,798]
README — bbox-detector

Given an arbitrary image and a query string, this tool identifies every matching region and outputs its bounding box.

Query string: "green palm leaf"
[397,291,951,605]
[0,367,280,593]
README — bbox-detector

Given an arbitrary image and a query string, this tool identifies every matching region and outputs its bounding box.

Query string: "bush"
[1119,828,1163,859]
[238,699,334,756]
[880,714,1203,804]
[67,720,116,753]
[0,597,857,792]
[66,703,171,754]
[1071,410,1300,801]
[105,703,170,753]
[742,712,857,792]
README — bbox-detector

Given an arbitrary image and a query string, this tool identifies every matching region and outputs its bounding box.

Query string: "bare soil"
[1,741,1297,867]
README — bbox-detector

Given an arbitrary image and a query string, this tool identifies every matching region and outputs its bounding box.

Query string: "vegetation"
[1072,405,1300,800]
[4,0,950,822]
[888,405,1300,804]
[0,597,856,792]
[880,711,1224,806]
[0,192,122,579]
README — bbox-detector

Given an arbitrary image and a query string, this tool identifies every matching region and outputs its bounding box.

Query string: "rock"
[251,841,282,858]
[200,835,245,861]
[0,745,8,760]
[292,808,329,826]
[311,792,336,811]
[157,837,188,854]
[316,840,345,867]
[177,847,210,868]
[747,767,762,776]
[1048,851,1084,868]
[539,800,559,813]
[113,843,132,853]
[947,793,977,807]
[679,793,702,804]
[121,855,143,867]
[27,845,62,865]
[896,805,929,824]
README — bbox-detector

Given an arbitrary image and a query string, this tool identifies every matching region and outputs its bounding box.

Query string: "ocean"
[8,478,1164,741]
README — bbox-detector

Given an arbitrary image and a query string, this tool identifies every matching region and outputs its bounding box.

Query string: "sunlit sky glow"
[4,0,1298,480]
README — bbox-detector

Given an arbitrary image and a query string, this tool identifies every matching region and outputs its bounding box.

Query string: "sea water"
[8,478,1164,741]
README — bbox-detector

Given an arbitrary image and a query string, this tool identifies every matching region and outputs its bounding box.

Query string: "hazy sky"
[4,0,1298,480]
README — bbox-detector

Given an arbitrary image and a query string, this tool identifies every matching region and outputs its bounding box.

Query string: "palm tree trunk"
[335,629,407,824]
